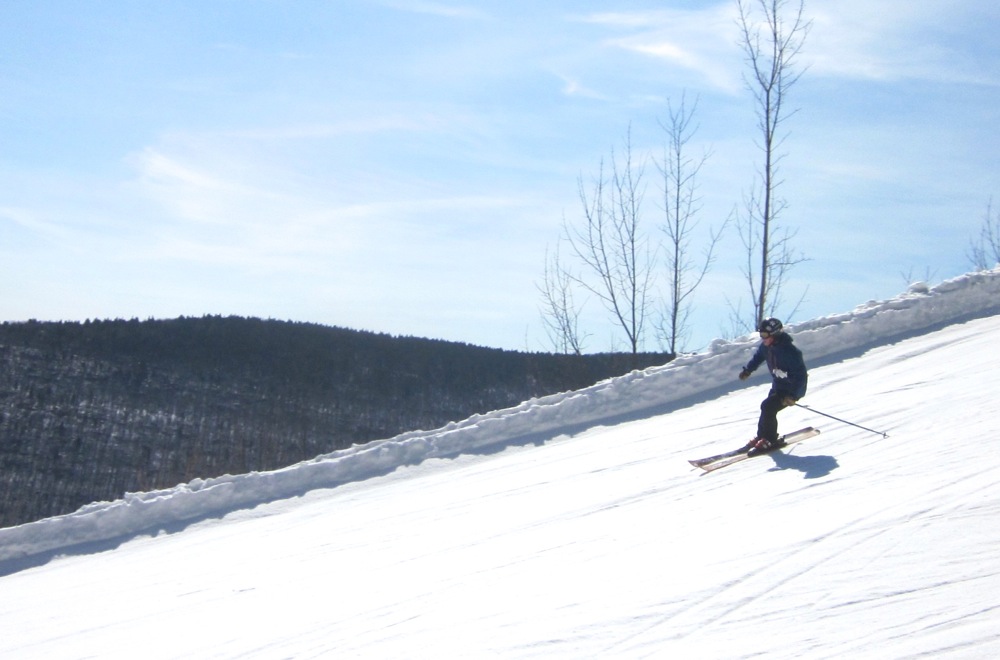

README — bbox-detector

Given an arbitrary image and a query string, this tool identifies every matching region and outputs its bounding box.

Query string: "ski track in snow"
[2,268,1000,658]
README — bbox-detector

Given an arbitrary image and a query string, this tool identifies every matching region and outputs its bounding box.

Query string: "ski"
[689,427,820,473]
[688,446,748,468]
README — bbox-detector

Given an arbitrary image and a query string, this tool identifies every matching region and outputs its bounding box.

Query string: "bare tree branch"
[735,0,811,329]
[968,197,1000,271]
[537,242,587,354]
[564,127,655,356]
[656,93,725,354]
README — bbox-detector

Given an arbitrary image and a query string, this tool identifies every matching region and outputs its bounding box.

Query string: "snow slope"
[2,269,1000,658]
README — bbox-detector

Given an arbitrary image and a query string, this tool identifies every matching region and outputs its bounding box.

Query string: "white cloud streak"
[574,0,1000,96]
[575,5,744,94]
[803,0,1000,84]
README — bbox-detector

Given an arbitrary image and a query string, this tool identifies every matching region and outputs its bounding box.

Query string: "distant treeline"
[0,316,671,528]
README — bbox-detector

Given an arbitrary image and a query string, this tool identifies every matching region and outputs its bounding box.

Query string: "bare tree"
[968,197,1000,271]
[656,94,725,355]
[735,0,811,330]
[537,242,587,354]
[565,127,655,356]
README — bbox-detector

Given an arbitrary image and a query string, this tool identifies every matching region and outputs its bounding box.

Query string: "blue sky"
[2,0,998,352]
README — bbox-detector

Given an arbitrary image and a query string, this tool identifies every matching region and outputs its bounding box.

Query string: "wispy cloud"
[0,206,64,241]
[557,74,606,100]
[123,125,546,272]
[575,5,744,94]
[577,1,1000,95]
[803,0,1000,84]
[130,147,268,229]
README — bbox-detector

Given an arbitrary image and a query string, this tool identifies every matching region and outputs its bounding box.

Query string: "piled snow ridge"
[2,268,999,563]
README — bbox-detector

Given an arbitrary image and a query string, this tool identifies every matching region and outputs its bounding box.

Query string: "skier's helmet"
[758,317,783,335]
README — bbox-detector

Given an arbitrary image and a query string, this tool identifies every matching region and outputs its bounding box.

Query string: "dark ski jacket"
[744,332,808,399]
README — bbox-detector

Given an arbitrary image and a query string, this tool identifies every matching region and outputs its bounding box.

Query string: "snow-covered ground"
[2,269,1000,658]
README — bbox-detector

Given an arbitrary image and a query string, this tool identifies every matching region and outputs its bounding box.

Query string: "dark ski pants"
[757,390,791,442]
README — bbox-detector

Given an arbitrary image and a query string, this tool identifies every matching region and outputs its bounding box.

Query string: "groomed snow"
[2,268,1000,658]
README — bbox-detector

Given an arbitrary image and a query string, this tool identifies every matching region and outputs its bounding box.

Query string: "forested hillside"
[0,316,670,528]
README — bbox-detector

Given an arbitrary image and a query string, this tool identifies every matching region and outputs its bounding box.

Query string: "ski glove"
[781,396,797,407]
[738,369,752,381]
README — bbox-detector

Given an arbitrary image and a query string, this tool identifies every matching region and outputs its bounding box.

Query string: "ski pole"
[794,403,889,438]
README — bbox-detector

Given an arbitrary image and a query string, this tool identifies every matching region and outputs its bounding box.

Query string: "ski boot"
[747,436,786,457]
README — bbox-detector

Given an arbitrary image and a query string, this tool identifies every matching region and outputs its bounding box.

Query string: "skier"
[738,318,808,455]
